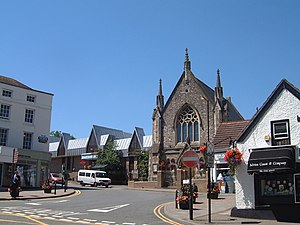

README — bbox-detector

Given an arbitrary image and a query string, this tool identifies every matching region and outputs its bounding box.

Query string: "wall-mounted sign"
[81,153,98,160]
[38,135,48,143]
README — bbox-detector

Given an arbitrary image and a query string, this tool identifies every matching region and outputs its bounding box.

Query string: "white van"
[77,170,111,187]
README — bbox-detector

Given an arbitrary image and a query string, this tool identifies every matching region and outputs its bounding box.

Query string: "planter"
[179,201,189,209]
[44,189,52,193]
[207,192,219,199]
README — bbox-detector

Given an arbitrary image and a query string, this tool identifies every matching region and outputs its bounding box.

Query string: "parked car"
[49,173,64,185]
[77,170,111,187]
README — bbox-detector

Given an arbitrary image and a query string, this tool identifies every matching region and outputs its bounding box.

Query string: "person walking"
[10,170,21,199]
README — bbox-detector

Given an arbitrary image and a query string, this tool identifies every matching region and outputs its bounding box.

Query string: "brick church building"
[148,49,244,187]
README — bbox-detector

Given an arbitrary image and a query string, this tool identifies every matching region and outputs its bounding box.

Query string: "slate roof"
[93,125,131,146]
[143,135,152,149]
[213,120,250,151]
[163,70,244,121]
[237,79,300,142]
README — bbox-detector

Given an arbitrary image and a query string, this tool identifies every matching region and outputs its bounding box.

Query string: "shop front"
[0,147,51,188]
[247,145,300,222]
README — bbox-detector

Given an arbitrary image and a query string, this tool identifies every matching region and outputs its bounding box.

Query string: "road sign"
[206,142,215,168]
[182,150,199,168]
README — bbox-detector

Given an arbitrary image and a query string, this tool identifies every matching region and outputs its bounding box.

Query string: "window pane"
[183,123,187,141]
[194,121,199,141]
[274,123,287,134]
[177,123,181,143]
[188,122,192,141]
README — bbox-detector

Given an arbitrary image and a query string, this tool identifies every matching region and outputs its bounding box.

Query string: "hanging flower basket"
[224,148,243,175]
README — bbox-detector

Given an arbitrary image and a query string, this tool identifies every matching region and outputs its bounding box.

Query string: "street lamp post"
[201,96,212,223]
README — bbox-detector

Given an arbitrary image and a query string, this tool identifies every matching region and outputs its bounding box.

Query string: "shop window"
[25,109,34,123]
[271,120,290,146]
[0,104,10,119]
[255,173,294,206]
[23,132,33,149]
[0,128,8,146]
[176,105,200,143]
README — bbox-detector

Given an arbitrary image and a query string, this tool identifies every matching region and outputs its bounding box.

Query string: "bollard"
[175,190,178,208]
[54,182,56,195]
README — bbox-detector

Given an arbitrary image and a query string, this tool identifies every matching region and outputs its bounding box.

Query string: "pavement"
[0,184,298,225]
[0,185,76,201]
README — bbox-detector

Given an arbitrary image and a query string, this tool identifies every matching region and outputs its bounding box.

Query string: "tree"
[96,140,125,183]
[50,130,76,139]
[135,149,149,181]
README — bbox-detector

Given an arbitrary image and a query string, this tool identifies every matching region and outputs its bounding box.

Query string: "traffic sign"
[206,142,215,168]
[182,150,199,168]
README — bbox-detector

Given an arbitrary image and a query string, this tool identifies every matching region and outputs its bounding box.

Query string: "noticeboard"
[294,173,300,203]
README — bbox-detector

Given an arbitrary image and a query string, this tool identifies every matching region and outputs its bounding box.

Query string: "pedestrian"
[10,170,21,199]
[217,172,223,192]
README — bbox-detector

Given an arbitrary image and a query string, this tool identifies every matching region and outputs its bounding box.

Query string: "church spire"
[215,69,223,102]
[156,79,164,110]
[184,48,191,81]
[216,69,221,88]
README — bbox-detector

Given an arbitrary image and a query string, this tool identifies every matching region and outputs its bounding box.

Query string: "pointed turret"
[156,79,164,111]
[215,69,223,101]
[184,48,191,81]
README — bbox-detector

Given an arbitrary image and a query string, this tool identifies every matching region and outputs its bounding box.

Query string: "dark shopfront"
[248,145,300,222]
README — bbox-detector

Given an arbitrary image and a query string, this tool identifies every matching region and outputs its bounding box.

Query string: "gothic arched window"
[176,106,200,143]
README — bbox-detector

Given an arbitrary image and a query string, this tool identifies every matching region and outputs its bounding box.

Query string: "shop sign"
[248,159,290,172]
[294,174,300,203]
[38,135,48,143]
[81,153,98,160]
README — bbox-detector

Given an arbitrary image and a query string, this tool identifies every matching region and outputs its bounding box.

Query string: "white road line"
[67,217,80,220]
[101,221,116,224]
[88,204,130,213]
[123,223,136,225]
[25,202,42,205]
[54,200,69,203]
[83,218,97,222]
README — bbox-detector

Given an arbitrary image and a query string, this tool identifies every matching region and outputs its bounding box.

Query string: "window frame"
[23,132,33,149]
[0,128,8,146]
[176,105,200,143]
[24,108,35,124]
[271,119,291,146]
[26,95,36,103]
[0,104,10,119]
[2,89,12,97]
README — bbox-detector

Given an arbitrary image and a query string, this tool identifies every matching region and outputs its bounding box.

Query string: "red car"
[49,173,64,185]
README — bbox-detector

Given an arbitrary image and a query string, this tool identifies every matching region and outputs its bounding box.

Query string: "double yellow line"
[154,202,183,225]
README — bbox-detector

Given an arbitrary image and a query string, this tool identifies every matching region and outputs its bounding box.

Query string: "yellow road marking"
[0,219,37,224]
[154,202,183,225]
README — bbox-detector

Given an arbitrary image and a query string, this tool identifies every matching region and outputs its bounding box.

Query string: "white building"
[0,76,53,187]
[234,79,300,222]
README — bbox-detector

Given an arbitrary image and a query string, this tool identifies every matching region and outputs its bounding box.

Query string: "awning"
[247,147,295,174]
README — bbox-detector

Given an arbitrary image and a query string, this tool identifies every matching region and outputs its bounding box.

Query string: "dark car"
[49,173,64,185]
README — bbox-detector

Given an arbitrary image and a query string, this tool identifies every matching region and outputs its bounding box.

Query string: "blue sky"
[1,1,300,138]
